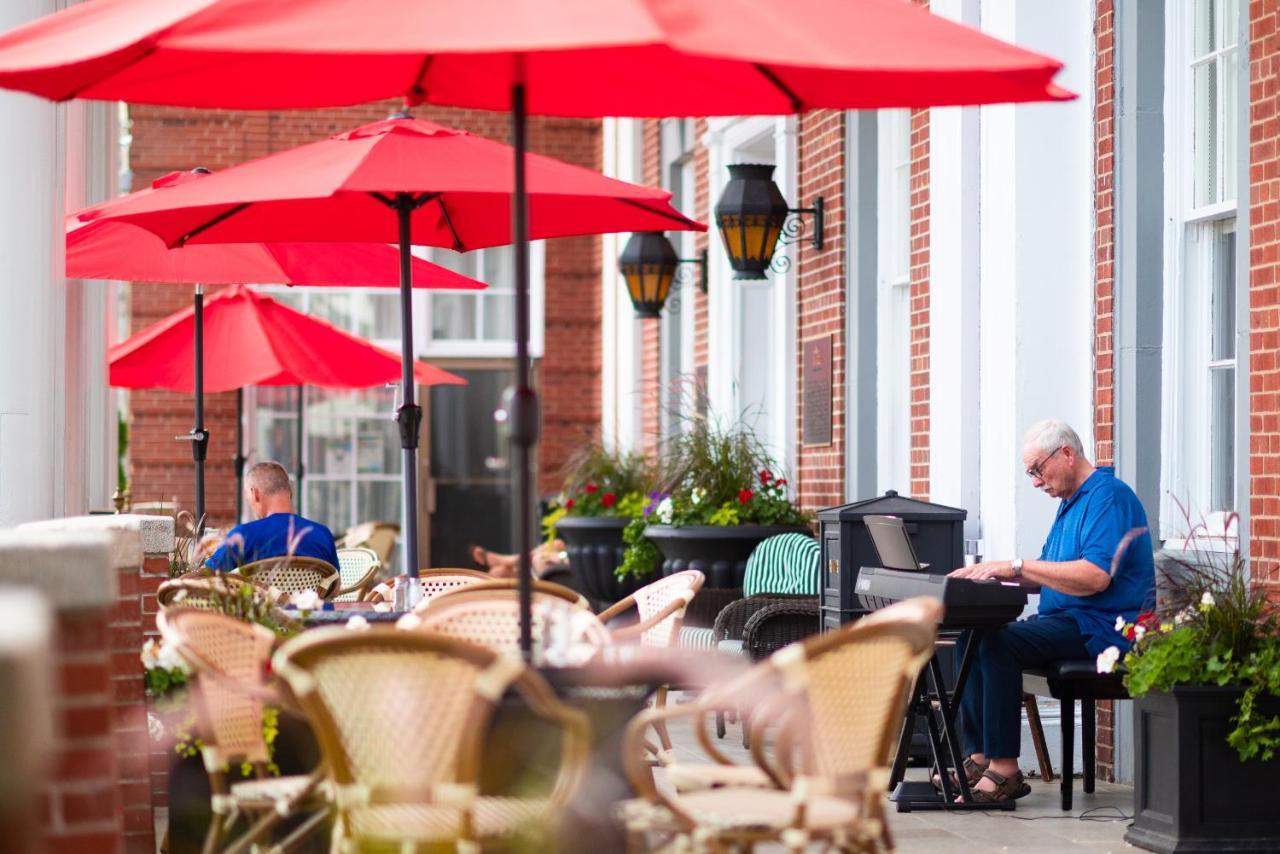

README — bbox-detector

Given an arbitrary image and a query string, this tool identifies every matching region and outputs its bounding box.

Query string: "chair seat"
[620,787,859,834]
[228,774,315,806]
[1023,660,1129,700]
[349,797,548,843]
[666,762,772,792]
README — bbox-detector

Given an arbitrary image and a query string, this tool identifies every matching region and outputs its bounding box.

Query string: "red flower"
[776,478,787,487]
[601,492,617,509]
[564,498,575,510]
[1136,610,1159,631]
[1122,625,1135,641]
[585,483,599,494]
[759,469,773,485]
[738,488,754,504]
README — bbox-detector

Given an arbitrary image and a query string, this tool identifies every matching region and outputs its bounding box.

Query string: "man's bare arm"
[949,558,1110,596]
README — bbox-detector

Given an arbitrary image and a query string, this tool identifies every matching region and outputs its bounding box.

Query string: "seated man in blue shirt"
[204,461,340,571]
[947,419,1155,802]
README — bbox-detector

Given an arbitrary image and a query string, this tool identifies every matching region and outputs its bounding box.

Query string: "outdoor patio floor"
[662,708,1138,853]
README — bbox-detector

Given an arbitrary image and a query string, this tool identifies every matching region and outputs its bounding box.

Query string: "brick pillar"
[18,514,176,854]
[0,529,120,854]
[0,589,55,854]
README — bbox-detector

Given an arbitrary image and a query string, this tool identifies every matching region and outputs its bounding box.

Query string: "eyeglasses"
[1025,446,1064,480]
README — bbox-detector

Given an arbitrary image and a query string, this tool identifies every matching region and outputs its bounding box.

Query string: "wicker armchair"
[158,576,266,609]
[416,590,612,660]
[334,547,380,602]
[620,597,942,854]
[159,610,325,854]
[425,577,591,611]
[364,568,490,607]
[236,556,340,601]
[272,627,592,851]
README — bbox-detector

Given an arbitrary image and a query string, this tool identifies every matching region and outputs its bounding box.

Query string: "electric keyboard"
[855,566,1027,629]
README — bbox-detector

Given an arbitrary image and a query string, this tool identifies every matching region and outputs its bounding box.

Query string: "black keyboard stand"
[888,629,1017,812]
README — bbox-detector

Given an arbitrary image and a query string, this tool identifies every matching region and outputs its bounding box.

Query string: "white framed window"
[1161,0,1241,536]
[416,243,545,359]
[876,109,913,494]
[659,118,697,437]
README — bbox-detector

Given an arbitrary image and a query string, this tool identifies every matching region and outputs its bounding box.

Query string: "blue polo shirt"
[1038,467,1155,655]
[204,512,340,572]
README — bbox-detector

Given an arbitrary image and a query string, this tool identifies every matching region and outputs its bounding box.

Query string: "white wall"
[0,0,117,524]
[600,118,644,452]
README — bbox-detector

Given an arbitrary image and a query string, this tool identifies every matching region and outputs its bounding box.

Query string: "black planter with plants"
[1127,687,1280,853]
[644,523,811,627]
[556,515,639,606]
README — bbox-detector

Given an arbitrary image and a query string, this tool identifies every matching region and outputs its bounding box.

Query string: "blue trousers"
[957,614,1089,759]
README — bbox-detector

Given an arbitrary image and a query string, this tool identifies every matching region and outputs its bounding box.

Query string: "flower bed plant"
[542,442,653,538]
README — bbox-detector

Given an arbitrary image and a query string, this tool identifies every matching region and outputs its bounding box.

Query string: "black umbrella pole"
[191,285,208,534]
[235,388,246,522]
[395,197,423,588]
[512,84,537,661]
[295,385,305,497]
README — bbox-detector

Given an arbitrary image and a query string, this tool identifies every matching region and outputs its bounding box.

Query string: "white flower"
[140,639,160,669]
[690,487,706,506]
[1133,624,1146,642]
[395,612,422,631]
[1200,591,1215,608]
[655,496,674,524]
[147,712,165,742]
[1174,607,1191,625]
[1114,615,1126,632]
[267,585,285,603]
[1096,646,1121,674]
[141,639,188,673]
[292,589,321,611]
[345,615,371,631]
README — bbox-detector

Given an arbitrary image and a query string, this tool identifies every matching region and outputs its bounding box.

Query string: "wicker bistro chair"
[424,577,591,611]
[416,590,612,661]
[334,547,380,602]
[159,610,326,854]
[619,597,943,854]
[236,556,340,601]
[364,568,491,607]
[272,628,592,852]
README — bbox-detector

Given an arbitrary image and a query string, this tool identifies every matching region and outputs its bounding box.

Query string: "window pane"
[351,291,401,341]
[269,288,304,311]
[306,480,352,536]
[1223,48,1239,203]
[431,293,478,340]
[483,245,515,292]
[1210,367,1235,511]
[306,391,352,475]
[356,418,402,474]
[430,248,480,278]
[1194,0,1218,55]
[309,292,351,329]
[1224,0,1239,49]
[1194,60,1219,207]
[482,293,514,340]
[1212,226,1236,361]
[356,481,401,528]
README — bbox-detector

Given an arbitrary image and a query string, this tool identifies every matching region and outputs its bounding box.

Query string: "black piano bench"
[1021,661,1129,811]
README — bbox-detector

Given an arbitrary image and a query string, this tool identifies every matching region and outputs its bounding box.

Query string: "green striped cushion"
[743,533,820,597]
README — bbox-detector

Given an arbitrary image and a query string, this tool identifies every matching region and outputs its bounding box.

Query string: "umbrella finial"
[190,166,211,175]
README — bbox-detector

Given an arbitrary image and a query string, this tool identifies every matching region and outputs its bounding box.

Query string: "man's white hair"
[1023,419,1085,457]
[246,461,292,496]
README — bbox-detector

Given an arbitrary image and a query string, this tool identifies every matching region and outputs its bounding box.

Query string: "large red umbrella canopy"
[78,116,705,248]
[109,284,464,392]
[68,170,485,288]
[0,0,1071,111]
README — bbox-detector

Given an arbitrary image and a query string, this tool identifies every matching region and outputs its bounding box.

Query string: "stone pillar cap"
[17,513,175,567]
[0,529,116,610]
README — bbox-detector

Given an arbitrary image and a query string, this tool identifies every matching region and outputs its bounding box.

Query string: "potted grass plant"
[1097,518,1280,853]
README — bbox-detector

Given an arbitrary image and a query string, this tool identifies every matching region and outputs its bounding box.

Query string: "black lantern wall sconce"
[714,163,824,279]
[618,232,708,318]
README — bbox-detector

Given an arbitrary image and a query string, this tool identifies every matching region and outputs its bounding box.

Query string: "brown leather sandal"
[932,757,987,792]
[966,768,1032,803]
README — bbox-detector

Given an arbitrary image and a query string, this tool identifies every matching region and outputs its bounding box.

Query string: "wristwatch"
[1010,558,1024,578]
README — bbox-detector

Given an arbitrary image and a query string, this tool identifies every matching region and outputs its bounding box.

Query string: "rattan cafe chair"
[415,589,612,660]
[364,568,491,607]
[425,577,591,611]
[272,627,592,852]
[334,547,380,602]
[236,556,340,601]
[159,609,326,854]
[619,596,942,854]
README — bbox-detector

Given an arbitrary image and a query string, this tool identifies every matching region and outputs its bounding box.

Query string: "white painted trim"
[600,118,644,452]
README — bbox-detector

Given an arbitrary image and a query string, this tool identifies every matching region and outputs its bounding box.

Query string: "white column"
[978,0,1095,561]
[600,118,644,451]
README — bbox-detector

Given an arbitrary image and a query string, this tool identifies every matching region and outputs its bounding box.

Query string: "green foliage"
[618,517,661,581]
[1120,542,1280,762]
[206,581,303,639]
[117,412,129,493]
[542,441,656,540]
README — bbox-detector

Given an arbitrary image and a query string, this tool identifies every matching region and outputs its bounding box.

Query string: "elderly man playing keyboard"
[945,419,1154,802]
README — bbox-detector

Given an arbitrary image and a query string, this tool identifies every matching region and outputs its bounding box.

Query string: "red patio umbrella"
[69,167,485,524]
[110,284,465,519]
[76,114,704,587]
[0,0,1074,646]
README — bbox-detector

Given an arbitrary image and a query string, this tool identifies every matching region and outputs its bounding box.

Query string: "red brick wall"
[639,120,663,453]
[795,110,847,513]
[126,104,602,527]
[908,106,932,500]
[1250,0,1280,596]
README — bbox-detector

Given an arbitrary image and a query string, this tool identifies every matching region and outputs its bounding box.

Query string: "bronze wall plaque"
[803,336,833,446]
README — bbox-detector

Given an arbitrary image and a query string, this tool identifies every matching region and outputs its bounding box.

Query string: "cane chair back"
[601,570,704,648]
[273,628,591,849]
[426,577,590,611]
[334,547,380,602]
[417,591,611,659]
[340,520,399,566]
[365,569,490,606]
[158,576,267,611]
[237,556,340,601]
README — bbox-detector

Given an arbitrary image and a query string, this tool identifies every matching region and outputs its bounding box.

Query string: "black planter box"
[1127,686,1280,853]
[556,516,638,608]
[644,524,812,627]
